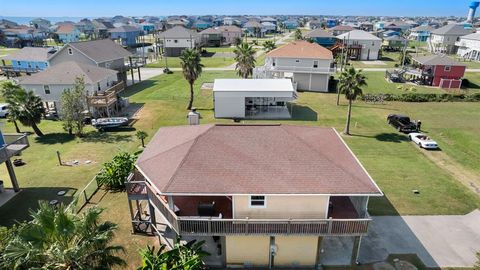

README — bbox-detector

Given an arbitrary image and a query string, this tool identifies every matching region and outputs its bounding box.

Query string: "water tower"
[467,1,480,23]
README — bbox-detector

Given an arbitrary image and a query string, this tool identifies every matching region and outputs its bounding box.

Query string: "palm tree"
[179,48,203,110]
[1,202,125,269]
[7,89,45,136]
[263,40,276,52]
[338,67,367,135]
[294,28,303,40]
[233,43,256,78]
[0,82,22,133]
[136,130,148,147]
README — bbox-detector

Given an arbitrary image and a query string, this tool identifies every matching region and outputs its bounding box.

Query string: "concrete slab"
[359,210,480,268]
[320,236,353,265]
[361,60,387,65]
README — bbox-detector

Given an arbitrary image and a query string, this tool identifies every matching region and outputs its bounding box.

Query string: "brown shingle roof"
[136,124,382,195]
[329,25,354,31]
[266,40,333,60]
[56,24,76,34]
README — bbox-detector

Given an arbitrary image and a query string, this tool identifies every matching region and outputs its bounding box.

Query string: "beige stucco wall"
[233,195,329,219]
[274,236,319,267]
[226,236,270,267]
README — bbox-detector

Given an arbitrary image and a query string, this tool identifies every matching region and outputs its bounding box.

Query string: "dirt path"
[417,147,480,195]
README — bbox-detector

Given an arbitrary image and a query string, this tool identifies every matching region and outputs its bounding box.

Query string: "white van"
[0,104,9,118]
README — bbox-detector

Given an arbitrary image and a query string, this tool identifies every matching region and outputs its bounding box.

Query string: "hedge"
[361,92,480,102]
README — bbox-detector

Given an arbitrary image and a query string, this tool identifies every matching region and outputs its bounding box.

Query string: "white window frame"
[313,60,319,68]
[43,85,50,94]
[68,48,73,55]
[249,195,266,208]
[444,66,451,72]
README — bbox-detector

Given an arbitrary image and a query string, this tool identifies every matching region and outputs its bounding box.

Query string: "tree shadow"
[351,133,408,143]
[80,130,133,143]
[0,187,76,227]
[35,133,76,145]
[289,104,318,121]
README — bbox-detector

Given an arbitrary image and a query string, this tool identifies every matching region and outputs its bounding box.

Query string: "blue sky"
[0,0,470,17]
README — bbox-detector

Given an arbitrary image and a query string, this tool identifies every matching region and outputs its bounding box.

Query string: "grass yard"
[145,55,235,68]
[1,70,480,267]
[0,47,19,57]
[204,46,235,53]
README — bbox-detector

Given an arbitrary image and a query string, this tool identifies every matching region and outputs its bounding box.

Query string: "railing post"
[245,217,249,234]
[327,217,333,234]
[287,218,291,234]
[208,217,212,234]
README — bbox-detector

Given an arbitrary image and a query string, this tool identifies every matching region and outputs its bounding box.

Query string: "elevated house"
[75,19,95,36]
[260,17,277,26]
[305,28,337,48]
[254,41,335,92]
[2,27,47,48]
[126,124,383,268]
[200,28,223,47]
[243,20,264,38]
[283,19,299,30]
[213,79,297,119]
[30,18,51,31]
[409,25,435,42]
[428,24,472,54]
[328,25,354,36]
[193,20,212,31]
[456,32,480,61]
[336,30,382,61]
[109,25,141,47]
[92,19,115,39]
[158,26,201,57]
[410,55,466,89]
[383,35,407,51]
[1,47,55,74]
[218,25,242,45]
[261,22,276,34]
[56,24,81,43]
[18,61,123,117]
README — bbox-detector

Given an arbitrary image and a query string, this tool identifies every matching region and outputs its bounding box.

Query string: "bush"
[96,152,137,190]
[361,92,480,102]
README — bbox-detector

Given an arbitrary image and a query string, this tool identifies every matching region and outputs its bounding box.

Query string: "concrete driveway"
[359,210,480,268]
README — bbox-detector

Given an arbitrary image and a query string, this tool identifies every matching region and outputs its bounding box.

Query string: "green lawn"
[145,56,235,68]
[1,70,480,267]
[0,48,19,57]
[204,46,235,53]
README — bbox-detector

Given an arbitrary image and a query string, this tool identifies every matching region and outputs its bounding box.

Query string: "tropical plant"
[263,40,276,52]
[243,29,249,43]
[136,130,148,148]
[2,83,44,136]
[138,238,209,270]
[294,28,303,40]
[96,152,137,190]
[338,67,367,135]
[0,81,22,133]
[60,76,87,137]
[233,42,256,78]
[1,202,125,269]
[179,48,203,110]
[474,251,480,270]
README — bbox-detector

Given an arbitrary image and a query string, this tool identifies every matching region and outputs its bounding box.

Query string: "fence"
[68,175,101,213]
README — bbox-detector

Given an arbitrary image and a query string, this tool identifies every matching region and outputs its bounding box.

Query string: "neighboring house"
[30,18,51,31]
[409,25,435,42]
[18,61,122,116]
[428,24,472,54]
[223,17,235,26]
[140,22,156,33]
[126,123,383,268]
[109,25,141,46]
[75,19,95,36]
[411,55,466,89]
[218,25,242,44]
[2,27,47,47]
[328,25,354,36]
[213,79,296,119]
[360,22,374,32]
[383,35,407,50]
[337,30,382,61]
[243,20,264,38]
[260,17,277,25]
[325,18,338,28]
[1,47,55,72]
[308,19,324,30]
[384,21,412,32]
[254,40,335,92]
[56,24,81,43]
[261,22,276,34]
[157,26,201,56]
[194,20,212,31]
[374,21,386,31]
[283,20,299,30]
[456,32,480,61]
[382,30,400,38]
[166,19,188,29]
[92,19,115,39]
[48,39,132,82]
[200,28,223,47]
[305,29,337,48]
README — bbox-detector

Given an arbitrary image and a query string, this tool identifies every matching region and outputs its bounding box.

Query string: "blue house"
[305,29,337,48]
[56,24,81,43]
[325,18,338,28]
[283,20,298,30]
[140,22,155,33]
[383,30,400,38]
[194,20,212,30]
[1,47,55,72]
[409,25,435,42]
[109,25,141,46]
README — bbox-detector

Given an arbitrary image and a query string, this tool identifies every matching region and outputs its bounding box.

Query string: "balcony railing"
[87,82,124,107]
[266,65,336,74]
[0,133,29,163]
[134,183,372,237]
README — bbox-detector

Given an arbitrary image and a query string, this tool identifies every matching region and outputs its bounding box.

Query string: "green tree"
[0,81,22,133]
[138,239,209,270]
[179,48,203,110]
[338,67,367,135]
[1,202,125,269]
[294,28,303,40]
[96,152,137,190]
[2,84,44,136]
[136,130,148,148]
[234,43,256,78]
[60,76,87,137]
[263,40,277,52]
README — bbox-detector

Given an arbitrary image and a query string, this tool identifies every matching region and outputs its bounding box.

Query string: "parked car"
[408,133,439,149]
[387,114,418,133]
[0,104,9,118]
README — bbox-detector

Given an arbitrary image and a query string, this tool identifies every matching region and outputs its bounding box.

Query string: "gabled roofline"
[48,43,99,65]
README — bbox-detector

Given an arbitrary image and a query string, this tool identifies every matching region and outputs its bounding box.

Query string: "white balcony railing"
[267,65,336,74]
[0,133,29,163]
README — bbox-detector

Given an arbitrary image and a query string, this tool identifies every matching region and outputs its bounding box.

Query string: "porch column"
[6,159,20,192]
[149,202,156,235]
[167,195,175,211]
[128,199,136,232]
[351,236,362,265]
[137,67,141,82]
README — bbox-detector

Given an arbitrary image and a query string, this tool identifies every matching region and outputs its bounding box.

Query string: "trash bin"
[0,180,4,193]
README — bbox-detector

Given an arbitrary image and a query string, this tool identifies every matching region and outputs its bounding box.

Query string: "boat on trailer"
[92,117,129,130]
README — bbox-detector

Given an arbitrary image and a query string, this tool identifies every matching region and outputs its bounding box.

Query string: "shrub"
[361,93,479,102]
[96,152,137,190]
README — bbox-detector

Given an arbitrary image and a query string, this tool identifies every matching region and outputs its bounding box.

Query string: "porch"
[87,82,125,117]
[0,133,29,206]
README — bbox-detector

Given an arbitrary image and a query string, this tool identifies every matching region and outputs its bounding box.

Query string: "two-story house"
[305,29,337,48]
[157,26,201,56]
[456,32,480,61]
[56,24,81,43]
[428,24,472,54]
[254,41,335,92]
[109,25,141,47]
[18,61,123,117]
[243,20,265,38]
[1,47,55,73]
[409,25,435,42]
[411,55,466,89]
[337,30,382,61]
[328,25,354,36]
[126,124,383,268]
[218,25,242,44]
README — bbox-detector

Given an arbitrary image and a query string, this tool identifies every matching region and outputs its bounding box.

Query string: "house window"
[17,61,21,66]
[295,59,300,63]
[444,66,451,72]
[249,195,266,208]
[174,39,178,43]
[313,60,318,68]
[68,48,73,55]
[43,85,50,94]
[97,82,101,91]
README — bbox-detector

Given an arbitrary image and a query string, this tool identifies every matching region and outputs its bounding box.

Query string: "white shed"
[213,79,296,119]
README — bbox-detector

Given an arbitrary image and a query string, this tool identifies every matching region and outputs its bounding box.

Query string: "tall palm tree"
[1,202,125,269]
[179,48,203,110]
[233,43,256,79]
[5,88,45,136]
[338,67,367,135]
[0,82,22,133]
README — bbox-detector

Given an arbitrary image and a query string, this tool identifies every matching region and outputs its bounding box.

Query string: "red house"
[412,55,466,89]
